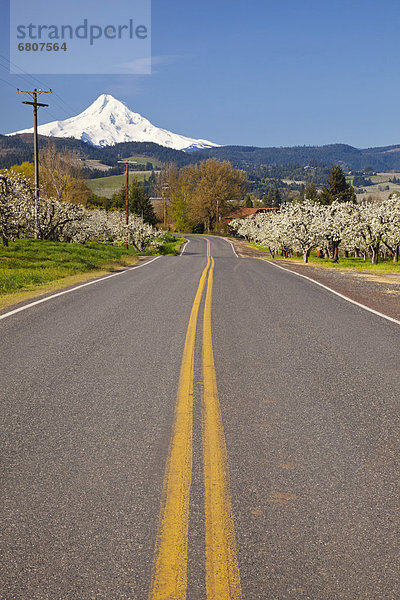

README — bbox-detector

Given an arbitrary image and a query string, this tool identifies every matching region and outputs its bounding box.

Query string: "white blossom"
[0,169,161,252]
[278,201,325,262]
[0,172,35,245]
[229,196,400,264]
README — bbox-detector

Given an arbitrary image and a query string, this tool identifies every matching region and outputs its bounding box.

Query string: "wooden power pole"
[162,183,169,228]
[17,88,52,237]
[118,160,137,249]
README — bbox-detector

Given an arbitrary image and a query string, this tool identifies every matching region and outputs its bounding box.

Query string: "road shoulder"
[230,238,400,322]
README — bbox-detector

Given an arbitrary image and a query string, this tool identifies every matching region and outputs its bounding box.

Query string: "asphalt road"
[1,235,399,600]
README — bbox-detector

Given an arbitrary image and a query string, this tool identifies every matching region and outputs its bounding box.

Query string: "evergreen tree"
[111,179,157,225]
[320,165,356,205]
[304,183,319,201]
[263,188,282,208]
[128,179,157,225]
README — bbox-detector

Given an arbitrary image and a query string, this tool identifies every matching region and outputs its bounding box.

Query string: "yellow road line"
[202,255,243,600]
[149,239,211,600]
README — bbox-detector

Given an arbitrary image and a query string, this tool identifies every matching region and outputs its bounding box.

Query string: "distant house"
[224,207,277,223]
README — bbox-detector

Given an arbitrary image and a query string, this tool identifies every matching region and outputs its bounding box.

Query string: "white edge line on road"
[0,256,161,321]
[223,238,239,258]
[180,239,190,256]
[262,259,400,327]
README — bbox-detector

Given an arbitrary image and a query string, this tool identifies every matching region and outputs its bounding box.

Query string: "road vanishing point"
[1,235,399,599]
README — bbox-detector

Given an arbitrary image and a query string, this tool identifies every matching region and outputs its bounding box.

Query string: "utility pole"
[17,88,52,238]
[162,183,169,228]
[117,160,137,249]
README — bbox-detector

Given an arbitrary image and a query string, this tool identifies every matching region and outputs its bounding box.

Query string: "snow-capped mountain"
[8,94,220,151]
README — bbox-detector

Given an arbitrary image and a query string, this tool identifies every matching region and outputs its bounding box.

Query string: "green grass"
[139,235,186,257]
[369,175,391,184]
[159,236,186,256]
[0,235,186,298]
[86,173,152,198]
[246,242,400,273]
[0,239,139,295]
[125,155,162,167]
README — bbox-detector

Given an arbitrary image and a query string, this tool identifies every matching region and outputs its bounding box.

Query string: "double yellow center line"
[149,239,242,600]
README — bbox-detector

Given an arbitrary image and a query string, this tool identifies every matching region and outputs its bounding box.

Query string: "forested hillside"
[2,134,400,171]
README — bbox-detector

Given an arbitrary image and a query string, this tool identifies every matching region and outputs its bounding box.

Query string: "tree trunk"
[2,236,8,247]
[371,246,379,264]
[394,246,399,263]
[303,250,310,263]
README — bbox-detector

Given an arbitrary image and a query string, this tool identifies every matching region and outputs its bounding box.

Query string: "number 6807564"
[18,43,67,51]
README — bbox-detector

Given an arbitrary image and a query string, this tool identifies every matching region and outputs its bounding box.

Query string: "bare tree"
[40,143,85,203]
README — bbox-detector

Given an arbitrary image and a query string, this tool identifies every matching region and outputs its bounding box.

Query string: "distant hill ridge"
[1,134,400,171]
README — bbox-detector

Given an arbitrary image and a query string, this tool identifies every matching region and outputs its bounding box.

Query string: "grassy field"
[82,159,113,172]
[247,242,400,273]
[125,155,162,167]
[369,172,400,184]
[354,172,400,202]
[86,172,152,198]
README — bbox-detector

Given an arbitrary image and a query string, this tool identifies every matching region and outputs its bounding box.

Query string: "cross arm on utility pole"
[22,101,49,108]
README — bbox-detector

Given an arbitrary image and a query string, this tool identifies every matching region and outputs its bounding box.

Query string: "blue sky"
[1,0,399,148]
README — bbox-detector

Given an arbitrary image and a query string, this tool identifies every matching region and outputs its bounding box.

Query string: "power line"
[0,55,75,139]
[38,104,61,122]
[0,74,59,127]
[0,75,19,91]
[0,54,52,92]
[0,59,69,119]
[52,91,78,116]
[0,54,78,117]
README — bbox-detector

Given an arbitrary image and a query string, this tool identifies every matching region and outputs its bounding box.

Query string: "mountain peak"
[7,95,220,151]
[89,94,126,110]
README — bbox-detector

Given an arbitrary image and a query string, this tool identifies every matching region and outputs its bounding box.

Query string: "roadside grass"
[246,242,400,273]
[0,269,133,312]
[0,239,139,296]
[0,236,186,308]
[140,235,186,257]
